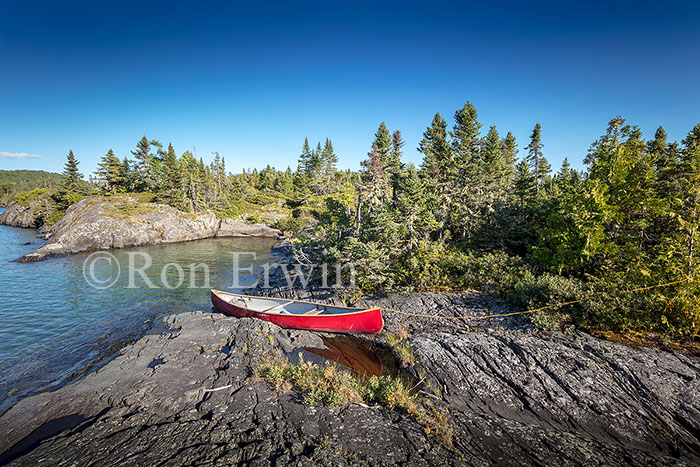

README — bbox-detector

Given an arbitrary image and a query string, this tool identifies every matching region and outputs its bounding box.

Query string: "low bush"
[273,216,307,235]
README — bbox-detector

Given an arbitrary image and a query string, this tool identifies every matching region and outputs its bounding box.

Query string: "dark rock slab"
[257,287,700,465]
[0,312,454,466]
[2,290,699,465]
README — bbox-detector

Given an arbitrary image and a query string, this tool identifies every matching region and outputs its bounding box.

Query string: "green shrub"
[273,216,307,234]
[14,188,48,205]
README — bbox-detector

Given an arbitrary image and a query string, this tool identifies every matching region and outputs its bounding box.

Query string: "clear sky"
[1,0,699,175]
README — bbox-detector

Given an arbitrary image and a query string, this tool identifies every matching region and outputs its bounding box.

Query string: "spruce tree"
[62,150,82,192]
[482,125,503,166]
[418,113,451,241]
[502,131,518,179]
[373,122,392,163]
[160,144,181,203]
[389,130,404,175]
[526,123,548,194]
[451,101,481,162]
[298,138,312,175]
[96,149,125,193]
[321,138,338,183]
[513,158,535,221]
[648,126,668,169]
[389,130,405,203]
[308,142,324,180]
[679,124,700,276]
[362,144,389,210]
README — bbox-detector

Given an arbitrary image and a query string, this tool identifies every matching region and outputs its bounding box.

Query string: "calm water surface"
[0,207,278,413]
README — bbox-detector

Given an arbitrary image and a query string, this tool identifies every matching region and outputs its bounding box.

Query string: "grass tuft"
[385,329,416,367]
[255,351,453,447]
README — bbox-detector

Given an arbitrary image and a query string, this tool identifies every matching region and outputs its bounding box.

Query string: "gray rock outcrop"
[0,201,44,228]
[13,196,283,262]
[216,218,282,238]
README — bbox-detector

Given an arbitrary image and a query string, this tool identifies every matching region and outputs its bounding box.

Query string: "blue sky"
[1,1,698,175]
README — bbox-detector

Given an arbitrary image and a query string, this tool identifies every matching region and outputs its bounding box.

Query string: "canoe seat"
[304,308,324,316]
[264,301,294,313]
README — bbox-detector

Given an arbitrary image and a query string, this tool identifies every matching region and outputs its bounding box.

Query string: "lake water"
[0,207,279,414]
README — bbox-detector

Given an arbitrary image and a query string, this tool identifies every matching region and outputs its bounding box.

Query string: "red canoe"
[210,290,384,334]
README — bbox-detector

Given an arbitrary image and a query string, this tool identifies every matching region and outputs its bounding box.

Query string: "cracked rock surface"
[0,312,453,466]
[1,289,699,466]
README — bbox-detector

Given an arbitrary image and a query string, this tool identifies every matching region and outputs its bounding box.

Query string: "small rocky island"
[0,290,698,465]
[0,195,283,262]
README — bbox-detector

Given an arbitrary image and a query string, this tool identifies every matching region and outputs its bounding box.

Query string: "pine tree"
[581,117,660,278]
[131,136,160,192]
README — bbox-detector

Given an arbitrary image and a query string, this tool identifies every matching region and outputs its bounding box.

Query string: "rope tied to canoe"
[383,277,694,320]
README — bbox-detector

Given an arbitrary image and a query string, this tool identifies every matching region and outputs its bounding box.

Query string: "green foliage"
[0,170,65,206]
[14,187,48,205]
[299,104,700,342]
[273,216,307,234]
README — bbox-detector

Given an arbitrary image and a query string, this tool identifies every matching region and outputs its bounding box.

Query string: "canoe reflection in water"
[302,335,384,377]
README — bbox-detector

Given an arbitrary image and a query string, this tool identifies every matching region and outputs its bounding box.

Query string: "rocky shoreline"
[0,288,698,466]
[0,196,283,262]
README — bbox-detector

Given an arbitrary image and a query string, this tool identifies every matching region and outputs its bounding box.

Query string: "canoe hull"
[211,292,384,334]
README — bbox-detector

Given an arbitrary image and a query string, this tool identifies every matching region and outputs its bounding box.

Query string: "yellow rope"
[384,277,693,320]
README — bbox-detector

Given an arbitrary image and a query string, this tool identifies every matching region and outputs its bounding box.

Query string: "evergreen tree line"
[304,103,700,340]
[55,135,345,217]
